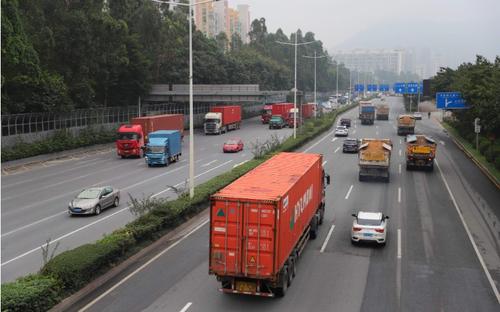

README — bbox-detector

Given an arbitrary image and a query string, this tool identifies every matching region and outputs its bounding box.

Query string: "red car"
[223,138,244,153]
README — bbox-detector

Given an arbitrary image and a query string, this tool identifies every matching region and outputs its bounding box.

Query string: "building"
[333,49,404,74]
[194,1,250,44]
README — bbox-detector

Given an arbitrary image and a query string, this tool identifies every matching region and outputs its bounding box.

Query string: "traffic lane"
[1,116,291,232]
[400,164,498,311]
[1,121,292,281]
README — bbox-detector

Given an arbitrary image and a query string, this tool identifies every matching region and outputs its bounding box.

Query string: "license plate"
[235,281,256,293]
[74,208,81,212]
[364,233,373,237]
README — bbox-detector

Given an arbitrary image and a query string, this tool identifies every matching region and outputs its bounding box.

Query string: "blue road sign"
[436,92,469,109]
[394,82,406,94]
[354,84,364,92]
[379,84,390,92]
[367,84,377,92]
[407,82,419,94]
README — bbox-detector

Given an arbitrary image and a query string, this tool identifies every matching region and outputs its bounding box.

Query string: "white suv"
[351,211,389,246]
[334,125,348,137]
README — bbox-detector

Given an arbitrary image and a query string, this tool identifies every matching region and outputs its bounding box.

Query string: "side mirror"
[351,213,357,218]
[325,174,331,185]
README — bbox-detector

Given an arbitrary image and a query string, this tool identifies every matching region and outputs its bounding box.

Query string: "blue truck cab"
[144,130,182,166]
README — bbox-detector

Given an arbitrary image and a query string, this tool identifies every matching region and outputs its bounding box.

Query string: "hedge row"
[0,103,357,312]
[1,127,117,162]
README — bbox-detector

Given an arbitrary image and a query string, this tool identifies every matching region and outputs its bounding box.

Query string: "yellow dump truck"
[376,104,389,120]
[397,115,416,135]
[358,139,393,182]
[406,135,437,171]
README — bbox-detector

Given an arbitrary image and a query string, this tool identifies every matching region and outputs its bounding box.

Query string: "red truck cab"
[261,104,273,124]
[116,124,144,158]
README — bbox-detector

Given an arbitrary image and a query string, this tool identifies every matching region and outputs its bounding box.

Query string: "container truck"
[131,114,184,142]
[204,105,242,135]
[360,105,375,125]
[301,103,316,119]
[116,114,184,158]
[376,104,389,120]
[358,101,373,119]
[272,103,294,122]
[209,152,330,297]
[144,130,182,167]
[261,104,273,124]
[405,134,437,171]
[397,115,416,135]
[358,139,392,182]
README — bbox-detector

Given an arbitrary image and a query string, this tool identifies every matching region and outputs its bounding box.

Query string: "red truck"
[261,104,273,124]
[116,114,184,158]
[204,105,242,135]
[209,152,330,297]
[272,103,294,122]
[301,103,316,119]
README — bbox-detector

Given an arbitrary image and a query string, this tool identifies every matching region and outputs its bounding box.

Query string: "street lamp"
[152,0,219,198]
[302,51,326,115]
[276,32,316,139]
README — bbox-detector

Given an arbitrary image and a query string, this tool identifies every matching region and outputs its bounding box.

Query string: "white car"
[334,125,348,137]
[351,211,389,245]
[413,112,422,120]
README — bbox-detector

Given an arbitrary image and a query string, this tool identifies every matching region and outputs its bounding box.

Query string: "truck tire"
[319,205,325,225]
[359,173,364,182]
[309,217,318,240]
[275,269,289,297]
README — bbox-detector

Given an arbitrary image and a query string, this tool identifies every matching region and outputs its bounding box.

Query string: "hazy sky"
[231,0,500,68]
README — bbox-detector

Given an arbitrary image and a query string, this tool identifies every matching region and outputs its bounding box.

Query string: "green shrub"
[1,275,62,312]
[478,137,490,155]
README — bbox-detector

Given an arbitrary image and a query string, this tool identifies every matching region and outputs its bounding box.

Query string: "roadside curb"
[437,120,500,189]
[49,209,209,312]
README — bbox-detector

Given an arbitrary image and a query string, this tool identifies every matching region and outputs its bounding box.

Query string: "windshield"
[77,189,100,199]
[336,127,345,130]
[117,132,139,140]
[205,118,220,123]
[271,117,282,121]
[146,146,164,154]
[225,140,238,145]
[262,109,272,114]
[357,218,382,226]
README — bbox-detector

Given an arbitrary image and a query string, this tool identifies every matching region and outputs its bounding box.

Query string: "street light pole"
[349,69,352,105]
[336,62,339,99]
[303,51,326,117]
[152,0,218,198]
[276,33,316,139]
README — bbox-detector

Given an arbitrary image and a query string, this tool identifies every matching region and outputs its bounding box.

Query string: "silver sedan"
[68,186,120,216]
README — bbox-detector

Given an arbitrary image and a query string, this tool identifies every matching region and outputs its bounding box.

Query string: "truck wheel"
[309,217,318,239]
[275,269,288,297]
[319,206,325,225]
[358,174,364,182]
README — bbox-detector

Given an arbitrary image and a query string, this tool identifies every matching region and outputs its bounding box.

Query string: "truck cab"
[261,104,273,124]
[144,130,182,167]
[116,124,144,158]
[204,112,223,134]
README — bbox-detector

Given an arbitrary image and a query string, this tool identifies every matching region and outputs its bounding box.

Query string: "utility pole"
[303,51,326,116]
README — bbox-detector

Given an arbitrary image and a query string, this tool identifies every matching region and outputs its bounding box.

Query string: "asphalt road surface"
[66,96,500,312]
[1,116,293,281]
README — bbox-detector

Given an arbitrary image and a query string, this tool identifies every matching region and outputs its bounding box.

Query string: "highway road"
[68,96,500,312]
[1,116,293,282]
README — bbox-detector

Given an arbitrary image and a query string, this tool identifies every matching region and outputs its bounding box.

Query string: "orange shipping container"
[131,114,184,141]
[209,152,327,297]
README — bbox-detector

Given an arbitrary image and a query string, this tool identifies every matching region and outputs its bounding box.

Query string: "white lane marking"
[439,140,445,146]
[334,147,340,153]
[78,220,208,312]
[233,160,249,168]
[331,137,338,142]
[320,225,335,253]
[352,130,357,134]
[322,160,328,166]
[304,128,337,153]
[398,187,401,203]
[399,149,402,157]
[397,229,402,259]
[436,159,500,304]
[2,211,67,237]
[345,185,354,200]
[399,164,402,174]
[201,159,218,167]
[399,139,402,145]
[1,161,233,266]
[179,302,193,312]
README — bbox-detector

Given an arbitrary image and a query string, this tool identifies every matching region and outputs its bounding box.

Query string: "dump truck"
[376,104,389,120]
[144,130,182,167]
[209,152,330,297]
[358,139,392,182]
[359,101,375,125]
[406,135,437,171]
[397,115,416,135]
[204,105,242,135]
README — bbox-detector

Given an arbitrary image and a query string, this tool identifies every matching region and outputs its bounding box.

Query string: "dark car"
[340,118,352,128]
[269,115,286,129]
[343,138,360,153]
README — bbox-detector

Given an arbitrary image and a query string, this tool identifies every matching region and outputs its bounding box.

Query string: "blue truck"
[360,105,375,125]
[144,130,182,166]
